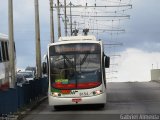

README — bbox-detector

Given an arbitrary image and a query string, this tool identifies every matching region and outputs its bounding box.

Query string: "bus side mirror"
[105,56,110,68]
[42,62,47,74]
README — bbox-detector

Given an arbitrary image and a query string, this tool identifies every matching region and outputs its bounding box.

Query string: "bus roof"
[58,35,97,42]
[0,33,8,41]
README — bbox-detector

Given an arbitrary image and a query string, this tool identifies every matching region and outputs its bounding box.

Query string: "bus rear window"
[0,43,2,62]
[5,42,9,61]
[49,43,102,90]
[1,41,6,61]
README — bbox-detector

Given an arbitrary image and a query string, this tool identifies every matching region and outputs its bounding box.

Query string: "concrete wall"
[151,69,160,81]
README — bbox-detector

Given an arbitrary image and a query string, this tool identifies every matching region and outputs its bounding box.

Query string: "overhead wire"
[57,0,132,39]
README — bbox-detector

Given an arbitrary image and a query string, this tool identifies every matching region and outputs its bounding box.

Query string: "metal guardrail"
[0,77,48,116]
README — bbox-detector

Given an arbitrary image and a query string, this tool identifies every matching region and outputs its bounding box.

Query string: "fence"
[0,77,48,115]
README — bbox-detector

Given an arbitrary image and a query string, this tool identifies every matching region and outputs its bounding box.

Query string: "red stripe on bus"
[0,82,9,91]
[52,81,101,89]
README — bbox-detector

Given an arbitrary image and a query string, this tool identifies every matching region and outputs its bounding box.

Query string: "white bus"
[0,34,10,91]
[42,35,110,109]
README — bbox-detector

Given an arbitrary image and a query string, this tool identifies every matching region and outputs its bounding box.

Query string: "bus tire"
[54,106,60,111]
[98,104,105,109]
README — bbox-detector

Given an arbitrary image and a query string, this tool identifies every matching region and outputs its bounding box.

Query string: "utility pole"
[64,0,67,36]
[57,0,61,38]
[69,2,72,36]
[74,21,76,30]
[50,0,54,43]
[8,0,16,88]
[34,0,42,78]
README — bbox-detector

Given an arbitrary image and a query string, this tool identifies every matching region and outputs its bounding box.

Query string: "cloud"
[16,55,35,69]
[102,0,160,53]
[107,48,160,82]
[0,0,51,68]
[121,0,160,50]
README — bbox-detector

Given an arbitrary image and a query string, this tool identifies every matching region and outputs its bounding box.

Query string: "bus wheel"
[54,106,61,111]
[98,104,105,109]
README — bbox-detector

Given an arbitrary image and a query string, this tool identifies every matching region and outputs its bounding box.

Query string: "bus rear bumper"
[48,93,106,106]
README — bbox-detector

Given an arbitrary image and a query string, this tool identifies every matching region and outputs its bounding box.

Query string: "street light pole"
[34,0,42,79]
[8,0,16,88]
[57,0,61,38]
[50,0,55,43]
[64,0,67,36]
[69,2,72,36]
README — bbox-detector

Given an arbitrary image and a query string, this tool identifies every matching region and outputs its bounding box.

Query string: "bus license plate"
[72,98,82,103]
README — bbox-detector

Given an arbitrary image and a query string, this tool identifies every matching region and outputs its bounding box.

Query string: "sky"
[0,0,160,82]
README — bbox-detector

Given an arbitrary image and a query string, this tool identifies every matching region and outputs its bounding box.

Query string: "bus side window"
[0,42,2,62]
[5,42,9,61]
[1,41,6,61]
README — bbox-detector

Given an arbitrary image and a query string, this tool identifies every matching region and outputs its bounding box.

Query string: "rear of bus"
[47,41,109,108]
[0,35,10,91]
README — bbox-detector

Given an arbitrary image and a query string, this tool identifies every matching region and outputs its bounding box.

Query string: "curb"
[17,96,48,120]
[151,80,160,83]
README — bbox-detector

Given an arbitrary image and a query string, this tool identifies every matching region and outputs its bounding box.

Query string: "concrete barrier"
[151,69,160,81]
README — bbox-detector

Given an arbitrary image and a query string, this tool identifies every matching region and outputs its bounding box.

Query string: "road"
[22,82,160,120]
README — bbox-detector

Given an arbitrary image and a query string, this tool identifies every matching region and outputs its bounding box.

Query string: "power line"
[53,4,132,8]
[66,28,125,32]
[59,14,130,18]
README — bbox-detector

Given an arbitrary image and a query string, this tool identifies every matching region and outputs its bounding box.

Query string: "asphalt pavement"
[22,82,160,120]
